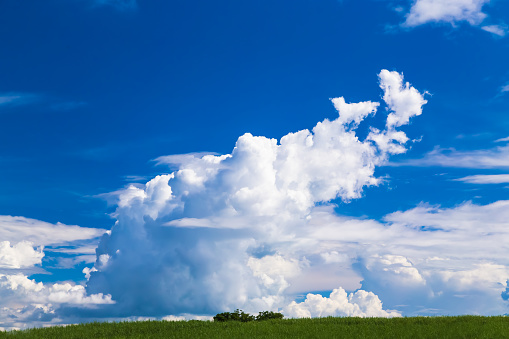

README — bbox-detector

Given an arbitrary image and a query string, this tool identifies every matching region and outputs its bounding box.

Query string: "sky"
[1,0,509,330]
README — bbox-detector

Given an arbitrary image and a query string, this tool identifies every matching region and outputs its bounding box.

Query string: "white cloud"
[0,216,104,275]
[0,273,113,330]
[0,215,106,248]
[495,136,509,143]
[356,200,509,315]
[0,241,44,269]
[403,0,490,27]
[0,216,111,329]
[248,254,306,295]
[391,144,509,168]
[500,85,509,94]
[379,70,427,128]
[481,24,508,37]
[454,174,509,184]
[0,273,113,305]
[283,287,401,318]
[11,69,509,326]
[82,70,426,318]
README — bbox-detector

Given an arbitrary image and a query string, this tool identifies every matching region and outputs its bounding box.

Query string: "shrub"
[213,309,255,322]
[255,311,284,321]
[213,309,284,322]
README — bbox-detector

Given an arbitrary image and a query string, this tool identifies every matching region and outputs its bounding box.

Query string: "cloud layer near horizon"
[0,218,110,330]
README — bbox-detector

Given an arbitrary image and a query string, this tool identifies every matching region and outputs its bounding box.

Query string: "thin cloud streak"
[0,93,38,107]
[481,24,508,37]
[454,174,509,184]
[389,144,509,169]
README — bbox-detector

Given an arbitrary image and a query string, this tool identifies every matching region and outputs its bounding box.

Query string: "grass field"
[1,316,508,338]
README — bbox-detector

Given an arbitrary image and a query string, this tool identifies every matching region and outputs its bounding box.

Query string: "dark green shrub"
[213,309,284,322]
[213,309,255,322]
[255,311,284,321]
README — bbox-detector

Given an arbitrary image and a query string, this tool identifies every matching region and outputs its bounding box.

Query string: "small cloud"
[481,24,508,37]
[402,0,490,28]
[500,84,509,94]
[122,175,150,183]
[495,136,509,143]
[398,0,509,39]
[394,6,405,13]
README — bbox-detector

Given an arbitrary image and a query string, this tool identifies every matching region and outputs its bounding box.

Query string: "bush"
[255,311,284,321]
[213,309,283,322]
[213,309,255,322]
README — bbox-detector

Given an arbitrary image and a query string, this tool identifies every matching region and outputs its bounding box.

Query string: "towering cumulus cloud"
[85,70,425,318]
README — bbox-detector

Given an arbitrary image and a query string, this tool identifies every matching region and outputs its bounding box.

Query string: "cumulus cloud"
[379,70,427,128]
[0,216,106,269]
[0,241,44,269]
[80,69,508,320]
[0,273,113,330]
[4,69,509,328]
[403,0,490,27]
[283,287,401,318]
[81,70,426,319]
[8,67,507,327]
[0,217,109,328]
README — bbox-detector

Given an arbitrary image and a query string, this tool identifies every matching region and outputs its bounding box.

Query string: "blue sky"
[1,0,509,329]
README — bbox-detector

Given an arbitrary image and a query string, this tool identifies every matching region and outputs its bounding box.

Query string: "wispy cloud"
[481,24,508,37]
[499,84,509,96]
[495,136,509,143]
[391,144,509,169]
[0,93,37,107]
[0,215,106,247]
[454,174,509,184]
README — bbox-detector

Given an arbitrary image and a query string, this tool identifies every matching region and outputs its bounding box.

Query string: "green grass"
[1,316,508,339]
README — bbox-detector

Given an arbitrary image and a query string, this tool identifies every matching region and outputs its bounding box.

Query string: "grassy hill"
[2,316,509,338]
